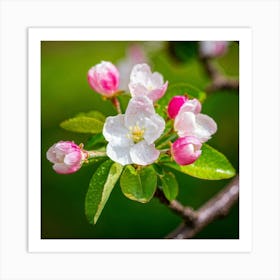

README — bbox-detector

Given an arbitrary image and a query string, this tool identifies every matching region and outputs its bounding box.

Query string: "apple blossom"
[103,96,165,166]
[87,61,120,96]
[174,98,217,143]
[46,141,87,174]
[171,136,202,165]
[128,63,168,102]
[199,41,229,58]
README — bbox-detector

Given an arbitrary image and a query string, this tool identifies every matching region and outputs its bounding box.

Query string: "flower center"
[129,124,145,143]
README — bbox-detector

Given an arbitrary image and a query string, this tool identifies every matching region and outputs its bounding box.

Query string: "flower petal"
[178,98,201,115]
[143,115,165,144]
[174,111,217,142]
[64,151,82,165]
[174,111,197,137]
[129,63,151,85]
[103,115,132,146]
[53,163,79,174]
[195,113,217,142]
[129,63,167,102]
[129,83,149,98]
[150,72,164,88]
[124,96,155,128]
[106,143,133,166]
[130,141,160,165]
[46,144,59,163]
[147,81,168,102]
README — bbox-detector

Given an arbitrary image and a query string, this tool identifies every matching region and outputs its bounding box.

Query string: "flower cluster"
[168,95,217,165]
[46,60,217,173]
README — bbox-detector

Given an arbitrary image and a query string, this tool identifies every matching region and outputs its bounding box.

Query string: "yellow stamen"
[128,124,145,143]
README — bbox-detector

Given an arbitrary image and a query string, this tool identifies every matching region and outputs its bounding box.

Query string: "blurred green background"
[41,41,239,239]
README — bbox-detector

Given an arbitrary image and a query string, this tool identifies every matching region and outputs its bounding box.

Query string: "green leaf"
[85,160,123,224]
[162,144,236,180]
[60,113,104,134]
[156,83,206,117]
[120,165,157,203]
[75,110,106,122]
[84,133,106,150]
[165,83,206,103]
[160,171,179,201]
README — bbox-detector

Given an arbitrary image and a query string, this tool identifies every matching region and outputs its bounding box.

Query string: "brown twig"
[154,189,197,225]
[165,175,239,239]
[200,56,239,93]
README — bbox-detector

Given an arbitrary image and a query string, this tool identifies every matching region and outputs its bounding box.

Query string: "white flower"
[174,99,217,143]
[103,96,165,165]
[128,63,168,102]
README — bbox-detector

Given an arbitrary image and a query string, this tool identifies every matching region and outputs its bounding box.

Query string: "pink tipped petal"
[167,95,188,119]
[53,163,80,174]
[106,143,133,166]
[178,98,201,115]
[130,141,160,166]
[129,63,168,102]
[174,111,217,142]
[147,81,168,102]
[172,136,202,166]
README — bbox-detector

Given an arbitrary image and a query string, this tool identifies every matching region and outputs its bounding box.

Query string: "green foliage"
[162,144,236,180]
[84,133,106,150]
[75,110,106,121]
[120,165,157,203]
[60,111,105,134]
[85,160,123,224]
[159,170,179,201]
[165,83,206,102]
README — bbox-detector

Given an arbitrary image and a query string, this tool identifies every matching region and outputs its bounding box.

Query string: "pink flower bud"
[87,61,120,96]
[167,95,188,119]
[171,136,202,166]
[46,141,86,174]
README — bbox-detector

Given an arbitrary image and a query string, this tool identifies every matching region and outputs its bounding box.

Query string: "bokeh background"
[41,41,239,239]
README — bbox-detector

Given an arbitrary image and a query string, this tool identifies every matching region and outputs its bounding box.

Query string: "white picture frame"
[1,0,279,279]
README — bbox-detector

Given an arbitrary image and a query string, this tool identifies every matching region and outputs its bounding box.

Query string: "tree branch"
[165,175,239,239]
[155,51,239,239]
[154,189,197,225]
[200,56,239,93]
